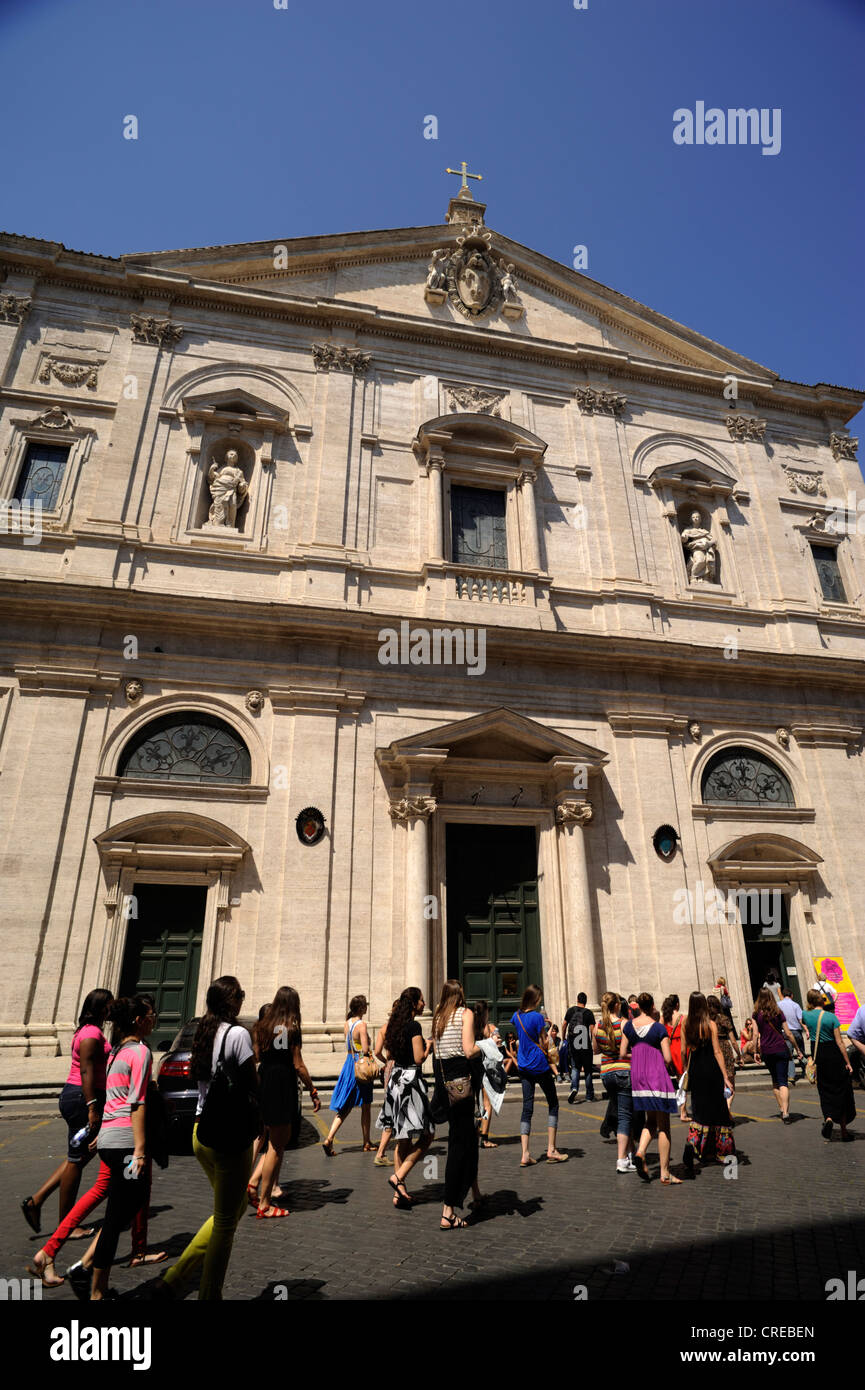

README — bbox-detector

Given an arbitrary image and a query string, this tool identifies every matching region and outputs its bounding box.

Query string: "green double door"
[118,883,206,1048]
[446,824,542,1030]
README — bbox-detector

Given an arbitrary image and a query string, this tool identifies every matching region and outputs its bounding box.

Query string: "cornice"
[14,664,119,696]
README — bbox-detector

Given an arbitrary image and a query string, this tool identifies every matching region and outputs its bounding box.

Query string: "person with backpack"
[150,976,259,1301]
[564,992,596,1103]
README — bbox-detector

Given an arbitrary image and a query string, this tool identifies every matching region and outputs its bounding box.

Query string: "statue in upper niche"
[207,449,248,527]
[681,510,719,583]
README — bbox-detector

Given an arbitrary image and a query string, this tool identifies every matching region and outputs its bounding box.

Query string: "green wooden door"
[446,824,542,1031]
[118,884,206,1047]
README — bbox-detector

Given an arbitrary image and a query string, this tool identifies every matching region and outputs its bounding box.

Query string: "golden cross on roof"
[445,161,482,192]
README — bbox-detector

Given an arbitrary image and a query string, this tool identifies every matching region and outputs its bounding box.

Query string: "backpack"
[567,1006,592,1053]
[196,1025,260,1154]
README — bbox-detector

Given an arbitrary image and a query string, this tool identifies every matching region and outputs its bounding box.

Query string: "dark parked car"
[156,1018,200,1138]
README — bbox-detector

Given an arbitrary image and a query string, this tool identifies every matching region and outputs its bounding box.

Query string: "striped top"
[595,1015,630,1074]
[436,1007,466,1059]
[97,1040,152,1151]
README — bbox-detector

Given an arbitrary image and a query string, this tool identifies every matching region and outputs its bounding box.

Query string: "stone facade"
[1,191,863,1067]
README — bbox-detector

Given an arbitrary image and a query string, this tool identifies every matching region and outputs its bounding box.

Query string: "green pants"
[162,1123,252,1301]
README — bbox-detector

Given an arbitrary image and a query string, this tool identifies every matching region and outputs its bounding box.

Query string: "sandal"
[247,1184,259,1207]
[388,1175,412,1207]
[129,1251,168,1266]
[660,1175,683,1184]
[67,1227,95,1240]
[321,1139,335,1157]
[481,1139,498,1149]
[440,1214,467,1230]
[519,1157,537,1167]
[634,1154,651,1183]
[373,1155,392,1166]
[362,1143,374,1152]
[21,1197,40,1234]
[546,1152,569,1163]
[26,1256,65,1288]
[256,1205,290,1219]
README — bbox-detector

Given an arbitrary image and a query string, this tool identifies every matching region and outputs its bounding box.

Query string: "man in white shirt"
[779,991,805,1084]
[811,974,838,1007]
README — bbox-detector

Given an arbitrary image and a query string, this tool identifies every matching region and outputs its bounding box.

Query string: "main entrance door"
[445,824,542,1030]
[741,893,801,1006]
[118,883,206,1048]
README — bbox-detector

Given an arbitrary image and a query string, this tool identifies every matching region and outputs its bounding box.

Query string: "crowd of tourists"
[18,967,864,1298]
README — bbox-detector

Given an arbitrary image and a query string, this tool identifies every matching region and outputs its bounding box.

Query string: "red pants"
[42,1158,151,1261]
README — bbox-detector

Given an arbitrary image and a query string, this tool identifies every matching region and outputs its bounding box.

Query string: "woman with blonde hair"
[682,992,735,1171]
[431,979,480,1228]
[595,992,635,1174]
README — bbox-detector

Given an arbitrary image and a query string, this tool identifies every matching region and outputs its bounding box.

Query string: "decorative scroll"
[701,746,794,806]
[118,714,251,784]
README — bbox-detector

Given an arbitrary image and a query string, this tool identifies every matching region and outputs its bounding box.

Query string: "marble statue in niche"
[680,509,719,584]
[207,448,249,528]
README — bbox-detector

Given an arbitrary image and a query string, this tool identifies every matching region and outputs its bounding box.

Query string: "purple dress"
[624,1020,678,1114]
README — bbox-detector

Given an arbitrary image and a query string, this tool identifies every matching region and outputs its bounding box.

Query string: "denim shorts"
[59,1085,99,1163]
[764,1053,789,1089]
[602,1070,634,1136]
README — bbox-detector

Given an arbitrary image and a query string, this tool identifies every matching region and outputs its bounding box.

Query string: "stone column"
[555,800,598,1006]
[390,796,435,1002]
[517,468,540,571]
[427,454,445,561]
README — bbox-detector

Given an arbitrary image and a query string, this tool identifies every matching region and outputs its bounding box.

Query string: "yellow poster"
[811,956,860,1032]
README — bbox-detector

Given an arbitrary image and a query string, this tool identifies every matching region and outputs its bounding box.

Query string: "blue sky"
[1,0,862,423]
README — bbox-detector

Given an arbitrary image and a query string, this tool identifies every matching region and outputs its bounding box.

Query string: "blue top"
[778,997,803,1030]
[847,1004,865,1044]
[511,1010,549,1073]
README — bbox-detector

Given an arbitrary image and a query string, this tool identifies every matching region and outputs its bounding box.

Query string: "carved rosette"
[0,294,31,325]
[783,465,825,497]
[35,406,75,430]
[312,343,371,375]
[130,314,185,349]
[388,796,437,823]
[725,415,767,442]
[829,433,858,461]
[447,385,505,416]
[574,387,627,417]
[39,358,100,391]
[555,800,593,826]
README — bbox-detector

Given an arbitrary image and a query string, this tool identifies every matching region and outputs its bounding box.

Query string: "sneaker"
[615,1159,632,1174]
[65,1261,91,1302]
[567,1090,578,1105]
[624,1156,637,1170]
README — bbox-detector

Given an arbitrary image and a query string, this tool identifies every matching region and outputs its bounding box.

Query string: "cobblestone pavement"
[2,1086,863,1302]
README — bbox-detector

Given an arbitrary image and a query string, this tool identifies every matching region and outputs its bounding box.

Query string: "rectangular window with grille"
[13,442,71,512]
[810,543,847,603]
[450,484,507,570]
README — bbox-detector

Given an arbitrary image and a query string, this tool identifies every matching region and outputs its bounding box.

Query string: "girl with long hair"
[323,995,375,1155]
[89,995,156,1299]
[511,984,568,1166]
[661,994,686,1121]
[681,991,735,1171]
[22,988,114,1245]
[620,992,681,1183]
[707,993,739,1108]
[249,986,320,1216]
[595,992,636,1173]
[752,986,803,1124]
[376,986,433,1208]
[151,976,258,1300]
[430,979,481,1229]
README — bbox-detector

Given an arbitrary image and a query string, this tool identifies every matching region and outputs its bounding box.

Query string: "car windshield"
[169,1020,200,1052]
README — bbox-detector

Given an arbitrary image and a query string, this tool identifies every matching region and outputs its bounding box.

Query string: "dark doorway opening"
[118,883,206,1048]
[741,893,801,1006]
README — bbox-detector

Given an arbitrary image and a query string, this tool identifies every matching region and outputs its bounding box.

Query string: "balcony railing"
[454,569,527,604]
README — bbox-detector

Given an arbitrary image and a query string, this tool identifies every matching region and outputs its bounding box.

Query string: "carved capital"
[388,795,436,823]
[0,294,31,325]
[312,342,371,375]
[829,432,858,461]
[556,799,593,826]
[725,414,766,442]
[130,314,185,349]
[575,386,626,417]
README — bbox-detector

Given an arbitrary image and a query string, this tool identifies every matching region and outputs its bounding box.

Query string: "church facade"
[1,186,863,1066]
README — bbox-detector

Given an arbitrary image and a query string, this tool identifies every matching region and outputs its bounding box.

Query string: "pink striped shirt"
[97,1041,152,1151]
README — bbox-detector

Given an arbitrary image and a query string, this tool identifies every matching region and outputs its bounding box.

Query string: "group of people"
[20,965,863,1296]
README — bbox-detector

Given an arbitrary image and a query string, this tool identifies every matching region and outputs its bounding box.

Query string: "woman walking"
[708,994,739,1109]
[376,987,434,1207]
[802,990,856,1142]
[22,989,113,1242]
[752,987,804,1124]
[152,976,258,1301]
[595,992,636,1174]
[661,994,686,1121]
[681,992,735,1172]
[621,992,681,1184]
[249,987,320,1216]
[511,984,568,1166]
[322,995,376,1155]
[473,1002,508,1147]
[431,980,481,1229]
[89,995,156,1299]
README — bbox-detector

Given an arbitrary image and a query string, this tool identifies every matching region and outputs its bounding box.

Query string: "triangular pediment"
[123,219,775,379]
[380,707,608,769]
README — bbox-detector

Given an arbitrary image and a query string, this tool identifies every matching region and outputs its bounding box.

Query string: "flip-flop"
[546,1153,569,1162]
[129,1252,168,1266]
[321,1140,335,1157]
[660,1176,683,1185]
[634,1154,651,1182]
[519,1158,537,1167]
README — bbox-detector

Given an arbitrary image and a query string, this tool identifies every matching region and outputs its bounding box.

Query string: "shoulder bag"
[197,1025,261,1153]
[516,1011,553,1069]
[805,1010,824,1085]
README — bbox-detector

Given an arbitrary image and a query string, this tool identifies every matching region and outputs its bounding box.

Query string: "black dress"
[258,1043,300,1129]
[684,1038,735,1162]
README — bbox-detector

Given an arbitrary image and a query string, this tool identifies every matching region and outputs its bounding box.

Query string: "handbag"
[805,1010,824,1085]
[354,1052,379,1085]
[197,1024,261,1154]
[674,1045,690,1108]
